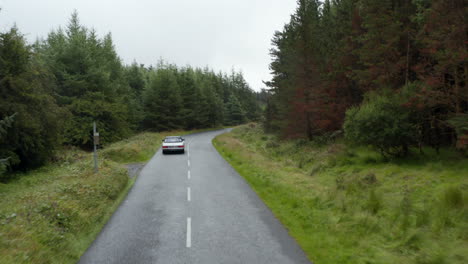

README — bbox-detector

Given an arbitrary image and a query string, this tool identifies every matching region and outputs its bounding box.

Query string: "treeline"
[0,12,260,174]
[264,0,466,157]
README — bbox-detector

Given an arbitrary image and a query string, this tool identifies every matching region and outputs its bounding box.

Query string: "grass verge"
[213,124,468,264]
[0,128,220,264]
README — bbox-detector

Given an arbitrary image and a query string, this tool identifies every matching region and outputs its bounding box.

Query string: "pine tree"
[351,0,403,91]
[0,27,65,169]
[38,11,132,147]
[123,62,146,130]
[178,67,204,129]
[410,0,468,146]
[224,94,246,125]
[416,0,467,114]
[0,113,15,175]
[143,66,183,131]
[202,81,224,127]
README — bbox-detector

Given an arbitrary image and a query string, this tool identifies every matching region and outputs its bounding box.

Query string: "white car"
[162,136,185,154]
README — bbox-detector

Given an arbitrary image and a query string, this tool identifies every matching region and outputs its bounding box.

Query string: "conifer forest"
[264,0,466,157]
[0,12,260,174]
[1,0,467,175]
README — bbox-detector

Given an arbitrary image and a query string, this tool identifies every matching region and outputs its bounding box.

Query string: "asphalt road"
[78,129,311,264]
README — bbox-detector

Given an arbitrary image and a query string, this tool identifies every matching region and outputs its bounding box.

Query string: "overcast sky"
[0,0,297,91]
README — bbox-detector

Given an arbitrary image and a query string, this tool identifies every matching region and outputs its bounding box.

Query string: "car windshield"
[165,138,182,143]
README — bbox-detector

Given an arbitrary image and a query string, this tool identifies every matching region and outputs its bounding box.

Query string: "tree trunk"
[453,68,460,113]
[405,31,410,86]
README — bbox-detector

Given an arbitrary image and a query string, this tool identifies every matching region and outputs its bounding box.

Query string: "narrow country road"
[78,129,311,264]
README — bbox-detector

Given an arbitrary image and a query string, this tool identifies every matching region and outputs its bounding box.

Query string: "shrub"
[366,189,382,214]
[442,185,464,209]
[344,91,417,158]
[448,114,468,136]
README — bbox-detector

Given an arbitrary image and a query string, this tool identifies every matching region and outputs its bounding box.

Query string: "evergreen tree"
[229,71,260,121]
[141,62,258,130]
[411,0,467,146]
[0,11,261,175]
[0,113,15,175]
[177,67,205,129]
[264,0,466,150]
[201,79,224,127]
[38,11,132,147]
[143,66,183,131]
[0,27,65,169]
[352,0,405,91]
[224,94,246,125]
[124,62,146,130]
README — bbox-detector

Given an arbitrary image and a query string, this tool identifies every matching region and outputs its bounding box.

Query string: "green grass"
[213,124,468,264]
[101,132,166,163]
[0,149,132,263]
[0,127,221,264]
[100,127,226,163]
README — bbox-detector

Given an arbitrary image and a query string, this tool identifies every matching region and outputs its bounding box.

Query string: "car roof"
[165,136,182,138]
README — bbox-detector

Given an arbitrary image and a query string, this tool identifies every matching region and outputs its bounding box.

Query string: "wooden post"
[93,122,99,173]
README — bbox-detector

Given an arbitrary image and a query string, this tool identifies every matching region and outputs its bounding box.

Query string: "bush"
[367,189,382,214]
[442,185,464,209]
[344,91,417,158]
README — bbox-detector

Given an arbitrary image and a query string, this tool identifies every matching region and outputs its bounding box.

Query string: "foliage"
[264,0,467,153]
[143,65,183,131]
[38,11,132,147]
[0,113,16,138]
[224,94,246,125]
[448,114,468,136]
[0,27,66,172]
[344,91,417,157]
[122,62,146,131]
[0,11,261,173]
[0,113,16,175]
[141,62,257,131]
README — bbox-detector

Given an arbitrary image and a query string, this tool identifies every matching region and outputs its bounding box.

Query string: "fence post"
[93,122,99,173]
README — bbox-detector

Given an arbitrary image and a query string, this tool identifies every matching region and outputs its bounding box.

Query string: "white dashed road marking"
[186,217,191,248]
[186,144,191,249]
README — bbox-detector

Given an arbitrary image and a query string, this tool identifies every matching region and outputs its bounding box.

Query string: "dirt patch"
[125,163,146,178]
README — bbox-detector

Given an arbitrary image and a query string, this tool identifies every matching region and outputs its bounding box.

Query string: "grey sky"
[0,0,297,91]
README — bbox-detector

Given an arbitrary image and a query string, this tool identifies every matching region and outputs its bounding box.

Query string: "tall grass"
[101,132,164,163]
[213,124,468,264]
[0,132,164,263]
